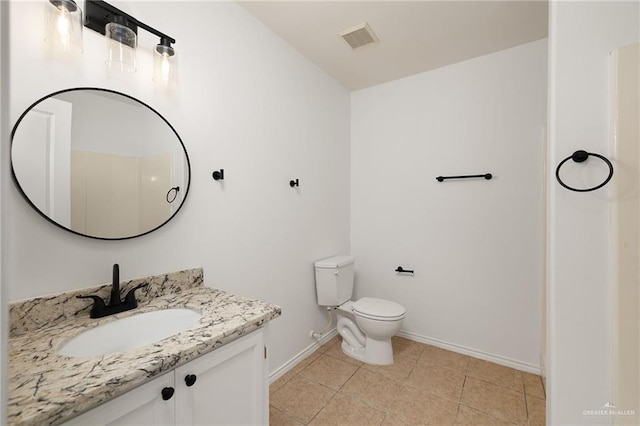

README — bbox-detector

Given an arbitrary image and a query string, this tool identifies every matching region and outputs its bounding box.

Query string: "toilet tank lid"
[315,255,355,268]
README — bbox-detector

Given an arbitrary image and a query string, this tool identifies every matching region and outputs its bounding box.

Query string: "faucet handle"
[124,283,149,306]
[77,295,106,318]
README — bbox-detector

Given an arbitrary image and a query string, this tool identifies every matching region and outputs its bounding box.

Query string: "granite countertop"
[7,269,281,425]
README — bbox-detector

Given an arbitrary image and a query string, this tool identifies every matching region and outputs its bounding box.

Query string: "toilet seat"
[352,297,406,321]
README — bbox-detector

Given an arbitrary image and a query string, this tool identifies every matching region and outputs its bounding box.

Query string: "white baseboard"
[397,330,543,375]
[269,329,338,384]
[269,328,542,383]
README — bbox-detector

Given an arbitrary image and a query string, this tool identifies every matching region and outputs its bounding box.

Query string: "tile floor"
[269,336,545,425]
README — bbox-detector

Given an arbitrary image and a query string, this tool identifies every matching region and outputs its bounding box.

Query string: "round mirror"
[11,88,190,240]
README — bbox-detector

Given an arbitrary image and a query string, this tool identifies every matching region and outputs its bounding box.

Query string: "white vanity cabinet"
[63,329,268,426]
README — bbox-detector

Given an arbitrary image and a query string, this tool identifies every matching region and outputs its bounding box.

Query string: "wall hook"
[212,169,224,181]
[290,179,299,188]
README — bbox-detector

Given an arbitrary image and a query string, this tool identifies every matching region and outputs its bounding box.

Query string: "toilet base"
[341,337,394,365]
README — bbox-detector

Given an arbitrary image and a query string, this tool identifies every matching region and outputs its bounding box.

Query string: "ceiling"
[238,1,548,91]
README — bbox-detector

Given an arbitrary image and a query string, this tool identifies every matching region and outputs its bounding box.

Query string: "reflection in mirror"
[11,88,190,240]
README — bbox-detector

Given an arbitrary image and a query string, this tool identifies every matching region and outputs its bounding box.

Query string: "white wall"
[547,1,640,424]
[6,1,350,373]
[351,39,547,371]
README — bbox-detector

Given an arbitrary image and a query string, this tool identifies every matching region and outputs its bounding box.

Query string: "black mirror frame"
[10,87,191,241]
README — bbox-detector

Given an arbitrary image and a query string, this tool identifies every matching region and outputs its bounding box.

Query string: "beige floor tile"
[381,414,412,425]
[270,375,290,396]
[270,352,322,397]
[324,339,364,366]
[270,376,336,424]
[294,351,322,372]
[318,335,341,353]
[527,396,546,426]
[466,358,524,392]
[361,354,417,381]
[270,405,304,426]
[406,363,466,402]
[392,336,426,361]
[341,367,405,412]
[523,372,546,399]
[454,404,519,425]
[309,392,386,426]
[299,354,359,390]
[387,383,458,425]
[418,345,470,373]
[460,377,527,424]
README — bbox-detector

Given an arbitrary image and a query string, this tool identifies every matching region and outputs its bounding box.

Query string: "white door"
[611,42,640,420]
[11,97,72,226]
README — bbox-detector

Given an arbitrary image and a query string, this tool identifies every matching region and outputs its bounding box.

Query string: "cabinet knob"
[185,374,197,387]
[161,387,175,401]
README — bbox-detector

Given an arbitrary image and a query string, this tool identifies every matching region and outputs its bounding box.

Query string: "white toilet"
[314,255,406,365]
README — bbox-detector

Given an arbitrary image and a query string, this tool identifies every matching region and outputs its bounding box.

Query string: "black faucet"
[77,264,148,318]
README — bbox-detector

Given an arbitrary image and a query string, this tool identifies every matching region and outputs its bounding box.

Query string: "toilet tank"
[314,255,355,306]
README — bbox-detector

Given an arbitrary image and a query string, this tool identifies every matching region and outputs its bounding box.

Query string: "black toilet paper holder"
[395,266,414,274]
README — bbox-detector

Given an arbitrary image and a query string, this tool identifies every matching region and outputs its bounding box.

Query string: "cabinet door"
[175,329,267,426]
[62,371,175,426]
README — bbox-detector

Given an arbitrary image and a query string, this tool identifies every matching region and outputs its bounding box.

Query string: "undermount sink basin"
[58,308,202,357]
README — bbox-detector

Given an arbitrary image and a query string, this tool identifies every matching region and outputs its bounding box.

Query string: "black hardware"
[436,173,492,182]
[395,266,414,274]
[50,0,78,12]
[185,374,197,387]
[84,0,175,44]
[77,264,148,318]
[166,186,179,203]
[555,150,614,192]
[156,37,175,58]
[111,263,121,306]
[212,169,224,181]
[290,179,299,188]
[161,387,175,401]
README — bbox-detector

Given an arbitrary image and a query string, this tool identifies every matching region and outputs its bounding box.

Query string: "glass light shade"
[105,20,137,72]
[44,0,83,53]
[153,42,178,86]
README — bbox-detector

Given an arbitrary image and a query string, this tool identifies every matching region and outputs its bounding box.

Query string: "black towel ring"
[555,150,613,192]
[166,186,180,203]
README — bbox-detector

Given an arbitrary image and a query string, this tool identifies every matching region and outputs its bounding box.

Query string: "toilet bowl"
[314,255,406,365]
[335,298,405,365]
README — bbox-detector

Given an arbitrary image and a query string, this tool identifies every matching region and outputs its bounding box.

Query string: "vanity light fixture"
[105,15,137,72]
[153,37,178,86]
[83,0,178,83]
[44,0,84,53]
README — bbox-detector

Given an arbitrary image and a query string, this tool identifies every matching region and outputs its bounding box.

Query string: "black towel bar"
[436,173,492,182]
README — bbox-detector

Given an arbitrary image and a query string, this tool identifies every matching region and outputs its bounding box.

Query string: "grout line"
[459,374,467,403]
[306,390,338,425]
[523,383,531,425]
[464,376,524,394]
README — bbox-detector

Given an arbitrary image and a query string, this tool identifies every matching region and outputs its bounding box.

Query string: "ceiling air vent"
[339,23,379,50]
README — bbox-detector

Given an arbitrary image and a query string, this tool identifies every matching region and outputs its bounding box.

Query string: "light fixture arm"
[84,0,176,45]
